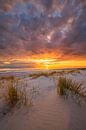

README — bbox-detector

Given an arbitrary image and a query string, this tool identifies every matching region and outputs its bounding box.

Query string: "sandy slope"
[0,70,86,130]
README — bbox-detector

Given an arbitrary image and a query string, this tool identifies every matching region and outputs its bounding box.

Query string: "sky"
[0,0,86,69]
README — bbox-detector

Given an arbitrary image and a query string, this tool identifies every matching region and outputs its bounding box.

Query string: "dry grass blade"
[5,78,28,107]
[6,86,19,106]
[57,77,86,99]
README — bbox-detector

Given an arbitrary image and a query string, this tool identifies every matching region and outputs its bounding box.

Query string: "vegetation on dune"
[78,68,86,70]
[29,69,81,79]
[5,78,28,107]
[29,71,58,79]
[57,77,86,100]
[6,85,19,106]
[0,74,39,110]
[0,75,15,80]
[66,69,80,75]
[0,74,40,116]
[29,72,51,79]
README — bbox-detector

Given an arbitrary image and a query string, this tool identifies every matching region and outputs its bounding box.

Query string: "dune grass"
[29,71,57,79]
[5,78,28,107]
[29,72,50,79]
[66,69,80,74]
[6,85,19,106]
[57,77,86,99]
[0,75,15,80]
[29,69,80,79]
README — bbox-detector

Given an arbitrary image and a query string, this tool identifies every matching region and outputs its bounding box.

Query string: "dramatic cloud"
[0,0,86,68]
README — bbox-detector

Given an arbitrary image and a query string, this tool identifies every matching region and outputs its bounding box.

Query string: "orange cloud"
[1,51,86,70]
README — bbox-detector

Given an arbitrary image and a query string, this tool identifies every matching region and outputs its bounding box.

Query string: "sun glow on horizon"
[28,58,86,70]
[0,52,86,70]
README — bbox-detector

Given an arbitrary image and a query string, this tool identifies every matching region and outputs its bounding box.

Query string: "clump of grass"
[5,78,28,107]
[58,77,67,95]
[57,71,65,76]
[19,86,28,106]
[29,73,41,79]
[29,72,49,79]
[0,75,15,80]
[29,71,57,79]
[66,69,80,75]
[57,77,86,99]
[79,68,86,70]
[6,85,19,106]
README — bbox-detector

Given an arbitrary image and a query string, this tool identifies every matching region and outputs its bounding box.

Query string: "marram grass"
[57,77,86,98]
[5,78,28,107]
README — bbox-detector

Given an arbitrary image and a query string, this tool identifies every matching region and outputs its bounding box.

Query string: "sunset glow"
[0,0,86,70]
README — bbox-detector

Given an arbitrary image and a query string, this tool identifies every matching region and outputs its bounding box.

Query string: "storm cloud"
[0,0,86,61]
